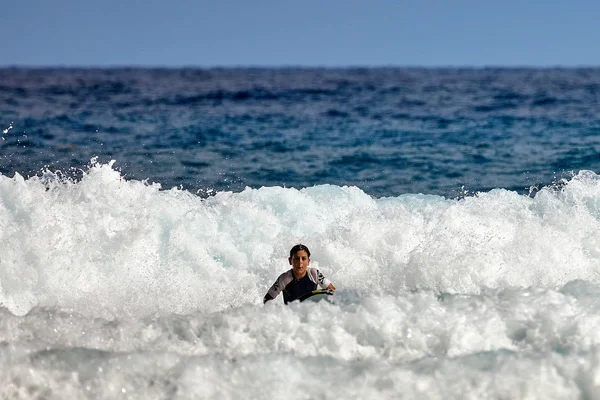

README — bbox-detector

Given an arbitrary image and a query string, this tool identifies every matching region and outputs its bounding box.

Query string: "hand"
[263,293,274,304]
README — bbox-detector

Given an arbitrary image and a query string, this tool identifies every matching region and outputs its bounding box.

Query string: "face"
[289,250,310,278]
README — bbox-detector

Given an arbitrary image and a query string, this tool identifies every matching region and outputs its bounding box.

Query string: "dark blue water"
[2,67,600,197]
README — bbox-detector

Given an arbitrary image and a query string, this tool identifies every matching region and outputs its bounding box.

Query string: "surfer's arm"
[314,269,334,290]
[263,293,275,303]
[264,273,288,303]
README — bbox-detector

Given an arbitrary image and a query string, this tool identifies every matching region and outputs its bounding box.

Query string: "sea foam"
[1,161,600,317]
[3,162,600,397]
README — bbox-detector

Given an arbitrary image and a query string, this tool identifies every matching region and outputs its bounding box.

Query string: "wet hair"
[289,244,311,258]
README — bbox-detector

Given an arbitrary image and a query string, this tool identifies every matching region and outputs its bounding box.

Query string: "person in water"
[263,244,336,304]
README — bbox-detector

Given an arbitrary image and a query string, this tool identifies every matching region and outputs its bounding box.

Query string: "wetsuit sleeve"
[315,269,331,289]
[265,272,287,302]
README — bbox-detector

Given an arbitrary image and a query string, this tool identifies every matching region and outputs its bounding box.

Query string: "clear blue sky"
[3,0,599,67]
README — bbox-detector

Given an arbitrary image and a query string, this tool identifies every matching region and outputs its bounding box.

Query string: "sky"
[2,0,600,67]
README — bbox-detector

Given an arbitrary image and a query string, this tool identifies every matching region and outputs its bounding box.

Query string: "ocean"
[1,67,600,399]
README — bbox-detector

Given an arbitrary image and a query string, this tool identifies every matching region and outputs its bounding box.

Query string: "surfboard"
[297,289,334,303]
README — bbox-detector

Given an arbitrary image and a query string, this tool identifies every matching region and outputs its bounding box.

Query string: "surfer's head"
[289,244,310,258]
[289,244,310,279]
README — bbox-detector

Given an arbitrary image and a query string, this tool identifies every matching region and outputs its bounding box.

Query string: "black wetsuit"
[265,268,332,304]
[282,272,318,304]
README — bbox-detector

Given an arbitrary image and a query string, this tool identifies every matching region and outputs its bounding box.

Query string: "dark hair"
[289,244,311,258]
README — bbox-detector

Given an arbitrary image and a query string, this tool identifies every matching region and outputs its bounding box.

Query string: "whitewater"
[2,160,600,398]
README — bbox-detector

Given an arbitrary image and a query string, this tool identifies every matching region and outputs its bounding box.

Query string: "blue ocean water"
[3,68,600,399]
[2,67,600,197]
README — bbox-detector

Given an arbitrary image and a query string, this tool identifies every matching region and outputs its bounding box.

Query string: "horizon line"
[1,63,600,70]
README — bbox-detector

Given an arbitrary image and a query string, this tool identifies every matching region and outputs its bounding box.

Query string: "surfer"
[263,244,336,304]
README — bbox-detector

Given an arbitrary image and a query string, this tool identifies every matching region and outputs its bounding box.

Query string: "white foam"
[1,286,600,398]
[2,162,600,316]
[4,162,600,397]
